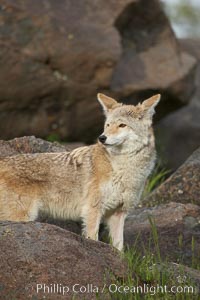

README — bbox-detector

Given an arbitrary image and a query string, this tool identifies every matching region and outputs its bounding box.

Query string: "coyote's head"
[97,93,160,153]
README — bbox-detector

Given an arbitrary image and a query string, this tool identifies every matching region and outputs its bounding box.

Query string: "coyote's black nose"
[99,135,107,144]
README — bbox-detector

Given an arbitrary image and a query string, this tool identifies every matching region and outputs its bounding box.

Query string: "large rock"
[0,222,126,300]
[156,39,200,170]
[0,136,85,158]
[143,147,200,207]
[153,263,199,293]
[0,0,196,141]
[156,103,200,170]
[111,2,196,113]
[0,135,67,157]
[125,202,200,267]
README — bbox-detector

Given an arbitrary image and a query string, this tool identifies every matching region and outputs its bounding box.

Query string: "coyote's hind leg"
[0,190,40,222]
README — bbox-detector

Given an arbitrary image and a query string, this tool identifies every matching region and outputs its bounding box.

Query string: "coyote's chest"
[100,152,155,212]
[101,173,138,212]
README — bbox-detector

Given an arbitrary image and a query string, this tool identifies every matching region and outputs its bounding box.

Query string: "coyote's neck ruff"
[0,93,160,250]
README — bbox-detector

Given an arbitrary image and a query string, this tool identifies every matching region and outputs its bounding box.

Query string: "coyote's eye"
[119,123,127,128]
[106,124,110,127]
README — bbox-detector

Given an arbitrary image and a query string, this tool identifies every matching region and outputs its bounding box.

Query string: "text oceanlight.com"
[31,283,195,295]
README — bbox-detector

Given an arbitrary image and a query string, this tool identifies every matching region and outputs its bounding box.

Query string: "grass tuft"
[98,218,199,300]
[144,164,170,197]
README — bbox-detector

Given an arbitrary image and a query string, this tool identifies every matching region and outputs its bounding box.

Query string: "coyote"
[0,93,160,250]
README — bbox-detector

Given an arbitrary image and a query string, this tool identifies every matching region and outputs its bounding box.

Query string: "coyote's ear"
[97,93,119,115]
[142,94,161,117]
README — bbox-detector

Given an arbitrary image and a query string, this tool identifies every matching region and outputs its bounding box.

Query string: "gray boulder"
[143,147,200,207]
[0,0,196,141]
[0,221,126,300]
[156,39,200,170]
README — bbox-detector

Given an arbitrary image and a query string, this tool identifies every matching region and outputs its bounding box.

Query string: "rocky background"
[0,0,200,299]
[0,0,198,170]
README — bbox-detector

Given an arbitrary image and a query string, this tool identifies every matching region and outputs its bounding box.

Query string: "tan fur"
[0,93,160,250]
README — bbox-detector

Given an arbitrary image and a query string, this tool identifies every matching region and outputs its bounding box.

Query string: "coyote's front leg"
[105,209,127,251]
[82,206,102,241]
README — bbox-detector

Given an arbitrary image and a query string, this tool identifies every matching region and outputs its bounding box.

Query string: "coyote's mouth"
[104,141,124,147]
